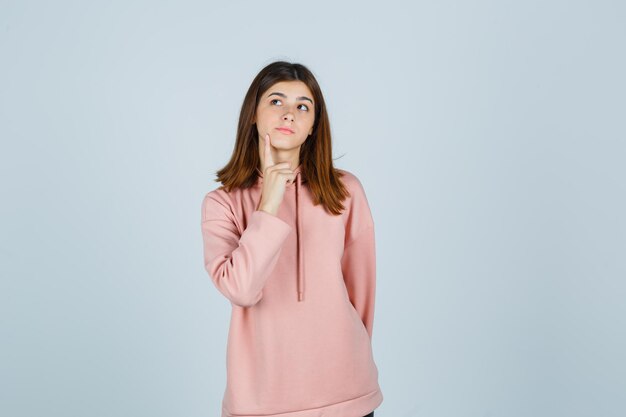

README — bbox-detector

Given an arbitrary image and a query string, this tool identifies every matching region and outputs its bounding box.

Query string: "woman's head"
[253,79,315,162]
[215,61,350,215]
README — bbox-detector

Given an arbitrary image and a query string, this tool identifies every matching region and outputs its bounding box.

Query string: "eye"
[270,99,310,112]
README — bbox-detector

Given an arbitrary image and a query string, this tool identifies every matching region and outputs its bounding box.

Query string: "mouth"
[276,127,295,135]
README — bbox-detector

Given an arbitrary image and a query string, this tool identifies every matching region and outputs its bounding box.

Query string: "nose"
[282,112,294,122]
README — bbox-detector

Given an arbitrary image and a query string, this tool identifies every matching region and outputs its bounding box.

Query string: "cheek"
[257,107,278,120]
[299,113,314,124]
[302,119,315,132]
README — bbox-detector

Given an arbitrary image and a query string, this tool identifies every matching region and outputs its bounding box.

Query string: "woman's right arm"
[200,192,292,307]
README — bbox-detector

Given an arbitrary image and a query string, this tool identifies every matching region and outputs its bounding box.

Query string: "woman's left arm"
[341,224,377,340]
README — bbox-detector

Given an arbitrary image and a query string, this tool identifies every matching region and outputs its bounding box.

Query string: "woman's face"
[254,80,315,153]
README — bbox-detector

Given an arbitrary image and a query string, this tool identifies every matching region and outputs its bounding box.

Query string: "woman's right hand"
[257,133,296,216]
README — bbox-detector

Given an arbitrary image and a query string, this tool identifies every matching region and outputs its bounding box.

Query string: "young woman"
[200,61,382,417]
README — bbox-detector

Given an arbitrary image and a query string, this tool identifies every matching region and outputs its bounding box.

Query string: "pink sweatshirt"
[200,164,383,417]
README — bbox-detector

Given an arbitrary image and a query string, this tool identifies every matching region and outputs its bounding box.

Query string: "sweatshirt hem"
[222,387,383,417]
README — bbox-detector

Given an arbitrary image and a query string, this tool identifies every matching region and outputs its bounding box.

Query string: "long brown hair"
[214,61,350,215]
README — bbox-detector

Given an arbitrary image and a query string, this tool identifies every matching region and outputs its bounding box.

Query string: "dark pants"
[362,412,374,417]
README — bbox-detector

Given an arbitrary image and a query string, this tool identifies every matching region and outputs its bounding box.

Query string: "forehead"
[265,80,313,99]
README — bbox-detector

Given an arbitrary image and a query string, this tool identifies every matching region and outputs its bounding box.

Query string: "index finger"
[264,133,274,170]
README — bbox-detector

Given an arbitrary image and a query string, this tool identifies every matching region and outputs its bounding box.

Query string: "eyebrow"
[266,91,314,105]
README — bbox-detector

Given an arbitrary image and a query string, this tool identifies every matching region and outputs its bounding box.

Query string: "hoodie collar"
[255,164,306,302]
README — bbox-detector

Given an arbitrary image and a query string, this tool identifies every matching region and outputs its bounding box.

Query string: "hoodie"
[200,164,383,417]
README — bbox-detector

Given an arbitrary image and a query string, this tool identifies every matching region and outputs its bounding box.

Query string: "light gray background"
[1,1,625,416]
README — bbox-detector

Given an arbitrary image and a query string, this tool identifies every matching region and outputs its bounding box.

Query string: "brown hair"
[213,61,350,215]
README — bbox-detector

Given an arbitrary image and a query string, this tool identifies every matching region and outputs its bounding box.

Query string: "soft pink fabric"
[200,165,383,417]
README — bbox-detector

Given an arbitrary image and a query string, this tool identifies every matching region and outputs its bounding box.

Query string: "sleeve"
[340,174,378,340]
[341,225,377,340]
[200,192,292,307]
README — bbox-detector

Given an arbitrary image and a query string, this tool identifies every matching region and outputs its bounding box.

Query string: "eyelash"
[270,99,309,111]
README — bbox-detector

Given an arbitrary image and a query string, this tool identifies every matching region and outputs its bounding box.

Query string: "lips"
[276,127,295,134]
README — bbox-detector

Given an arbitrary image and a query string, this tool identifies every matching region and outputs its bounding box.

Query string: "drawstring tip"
[298,292,304,302]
